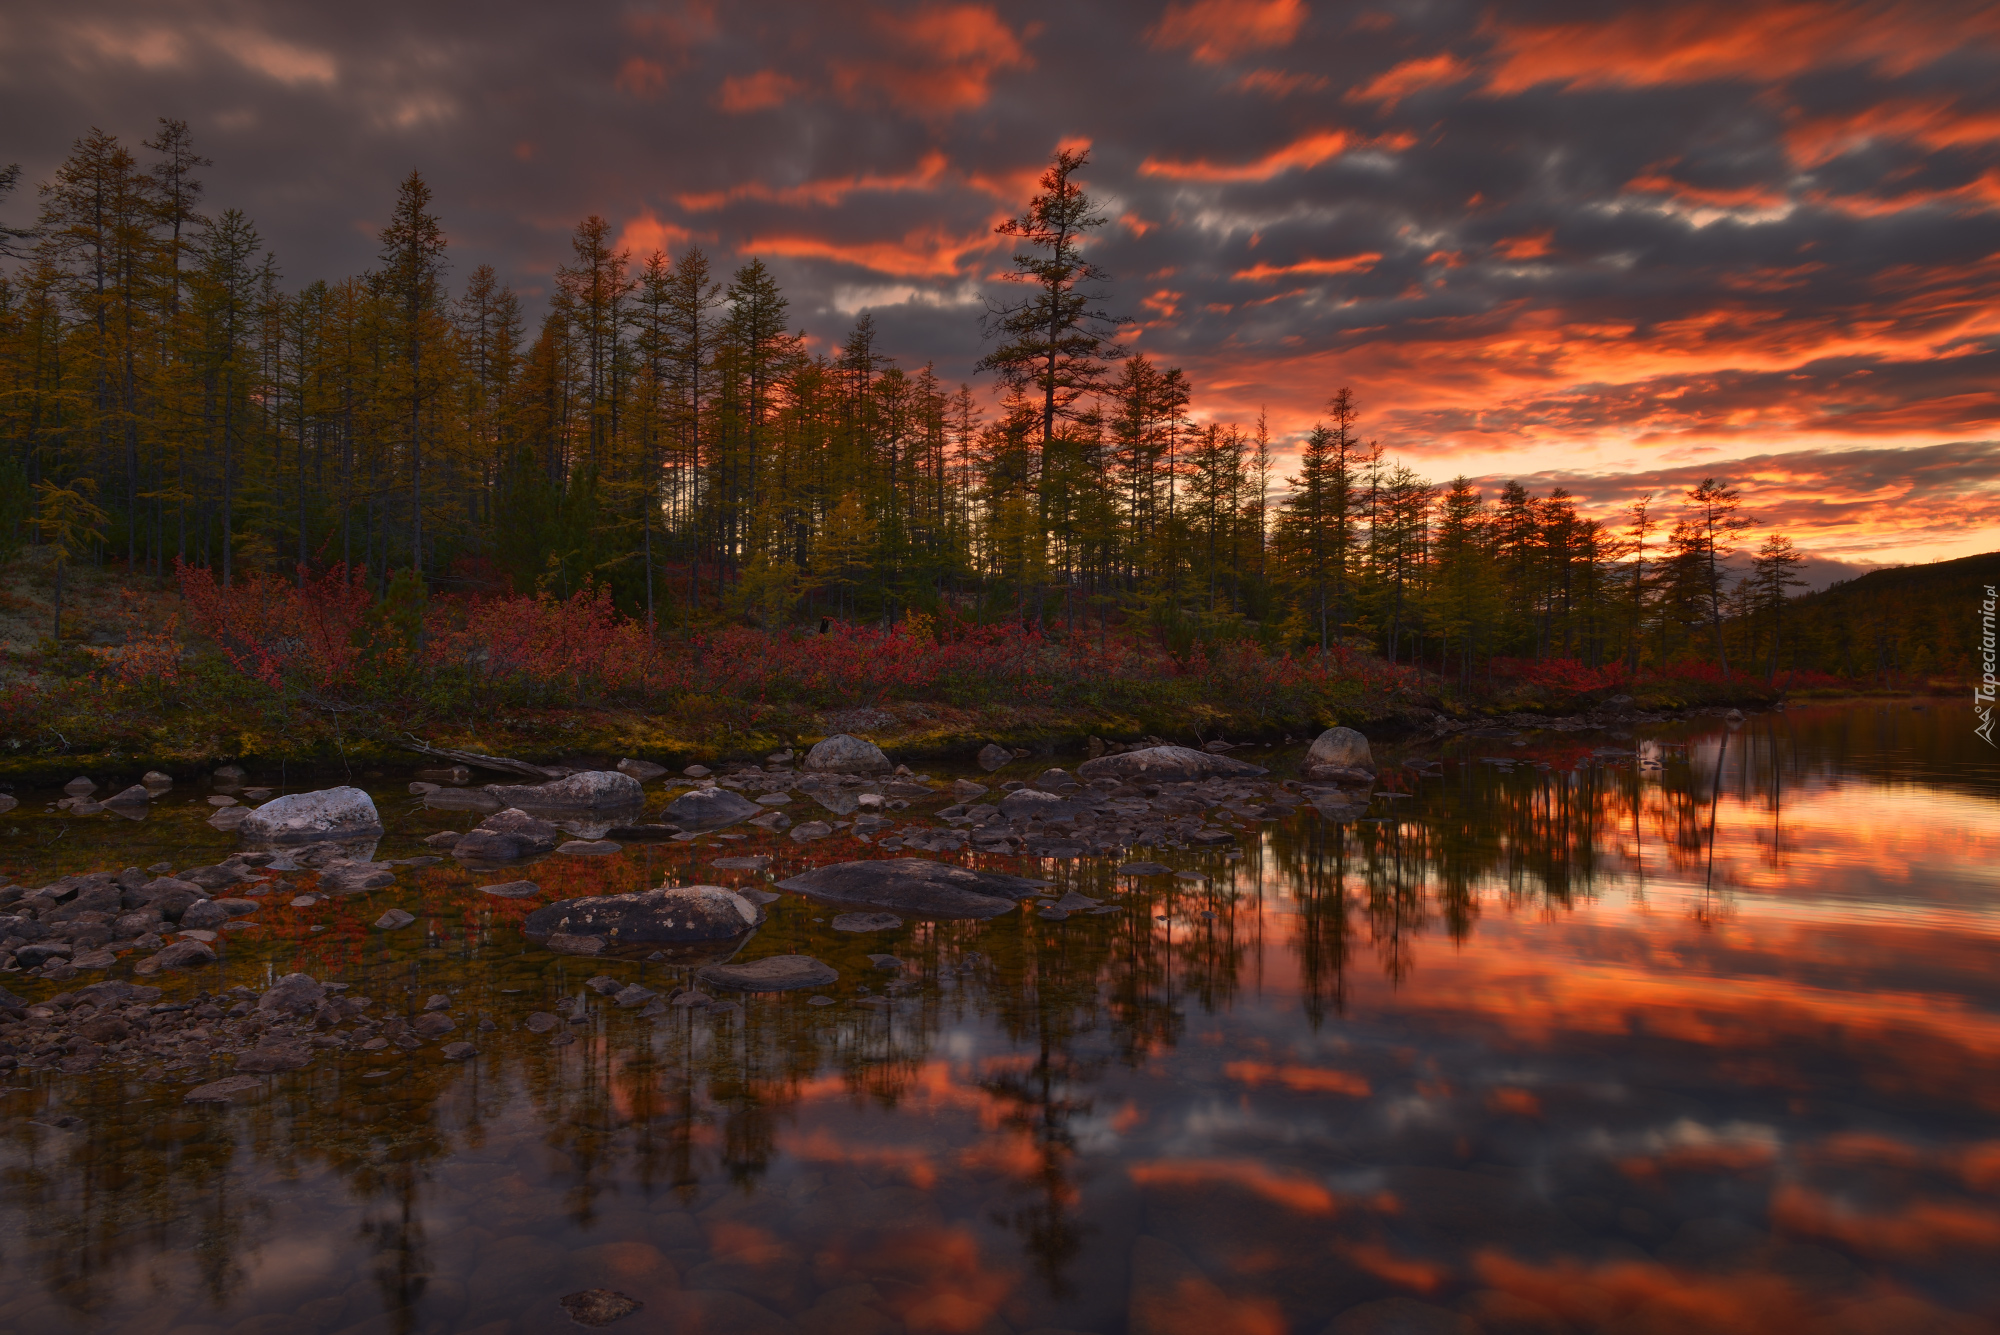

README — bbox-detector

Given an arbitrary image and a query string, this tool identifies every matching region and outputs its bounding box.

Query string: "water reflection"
[0,702,1996,1333]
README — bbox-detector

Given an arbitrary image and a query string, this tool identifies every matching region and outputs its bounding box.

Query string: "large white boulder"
[1304,727,1375,775]
[484,770,644,809]
[803,733,893,774]
[240,787,384,844]
[1076,745,1266,783]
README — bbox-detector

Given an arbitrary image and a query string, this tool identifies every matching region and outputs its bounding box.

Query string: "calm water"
[1,701,1996,1335]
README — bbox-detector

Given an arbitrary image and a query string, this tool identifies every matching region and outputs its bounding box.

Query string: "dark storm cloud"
[3,0,1998,557]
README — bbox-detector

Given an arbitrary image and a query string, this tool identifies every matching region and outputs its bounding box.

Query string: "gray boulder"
[477,880,541,899]
[997,788,1092,823]
[483,770,644,810]
[697,954,838,992]
[664,786,763,830]
[179,900,233,930]
[831,912,902,933]
[240,786,384,844]
[616,758,668,781]
[137,938,216,973]
[259,973,325,1015]
[524,884,764,944]
[375,908,416,930]
[423,787,503,812]
[803,733,892,775]
[101,784,152,808]
[185,1075,265,1104]
[234,1040,313,1073]
[775,858,1041,919]
[976,743,1012,771]
[1304,726,1375,774]
[453,808,562,861]
[1076,745,1267,782]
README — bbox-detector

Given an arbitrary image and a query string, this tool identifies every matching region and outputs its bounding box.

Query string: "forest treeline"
[0,124,1978,687]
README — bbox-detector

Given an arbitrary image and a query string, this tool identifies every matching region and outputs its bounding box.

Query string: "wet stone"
[374,908,416,930]
[184,1075,265,1104]
[830,912,903,933]
[698,954,839,992]
[559,1289,643,1327]
[479,880,542,898]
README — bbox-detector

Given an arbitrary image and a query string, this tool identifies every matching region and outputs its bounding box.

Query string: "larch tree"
[376,171,447,579]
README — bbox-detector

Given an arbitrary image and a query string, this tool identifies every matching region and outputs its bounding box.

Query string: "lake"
[1,700,1995,1335]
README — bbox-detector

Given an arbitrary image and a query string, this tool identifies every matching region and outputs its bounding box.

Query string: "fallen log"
[403,735,568,780]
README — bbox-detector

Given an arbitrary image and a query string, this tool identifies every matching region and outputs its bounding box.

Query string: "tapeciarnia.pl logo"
[1978,583,1997,746]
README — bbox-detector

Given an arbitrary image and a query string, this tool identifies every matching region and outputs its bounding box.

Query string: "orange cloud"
[741,224,997,278]
[716,69,802,113]
[1482,2,2000,95]
[1224,1059,1373,1096]
[1492,230,1553,260]
[830,4,1030,116]
[615,56,667,97]
[678,150,952,212]
[1232,68,1329,97]
[1140,129,1357,182]
[1151,0,1308,64]
[1345,53,1475,106]
[1233,254,1382,281]
[1770,1184,2000,1257]
[1128,1158,1339,1213]
[614,209,690,259]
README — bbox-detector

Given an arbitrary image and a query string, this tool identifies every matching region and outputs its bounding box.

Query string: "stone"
[612,983,657,1008]
[178,900,233,930]
[255,973,324,1016]
[453,808,562,860]
[548,932,608,956]
[214,764,247,782]
[0,794,15,814]
[665,786,763,830]
[71,949,118,969]
[1118,861,1174,876]
[239,786,384,844]
[63,775,97,796]
[830,912,903,933]
[483,770,644,810]
[375,908,416,930]
[142,770,173,788]
[711,855,771,871]
[616,758,669,781]
[952,779,990,799]
[413,1012,456,1038]
[789,820,833,843]
[136,938,216,973]
[1078,745,1268,782]
[803,733,893,774]
[776,859,1041,919]
[1304,764,1375,784]
[559,1290,643,1327]
[559,839,623,855]
[101,784,152,807]
[698,954,838,992]
[185,1075,265,1104]
[478,879,541,898]
[1304,726,1376,775]
[976,743,1012,770]
[319,861,397,894]
[209,806,248,831]
[440,1041,477,1061]
[998,788,1091,822]
[524,884,764,944]
[424,786,504,812]
[1323,1298,1476,1335]
[234,1040,313,1073]
[683,763,711,777]
[525,1011,560,1033]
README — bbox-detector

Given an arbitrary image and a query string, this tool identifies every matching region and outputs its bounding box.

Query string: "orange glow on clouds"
[830,4,1030,116]
[1141,129,1358,182]
[1232,253,1381,281]
[1151,0,1308,64]
[715,69,802,113]
[1224,1059,1373,1096]
[1128,1157,1340,1213]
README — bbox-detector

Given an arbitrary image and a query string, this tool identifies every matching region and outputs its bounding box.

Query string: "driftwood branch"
[402,734,566,780]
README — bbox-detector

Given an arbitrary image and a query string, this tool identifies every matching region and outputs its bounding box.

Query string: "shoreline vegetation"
[2,133,1990,782]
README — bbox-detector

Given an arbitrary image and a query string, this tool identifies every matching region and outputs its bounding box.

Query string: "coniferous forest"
[0,126,1983,765]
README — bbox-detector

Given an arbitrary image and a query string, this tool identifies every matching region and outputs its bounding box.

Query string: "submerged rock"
[830,912,903,933]
[135,939,216,973]
[101,784,152,808]
[453,808,562,861]
[976,743,1012,770]
[260,973,325,1015]
[803,733,892,774]
[997,788,1094,823]
[775,859,1040,919]
[240,786,384,844]
[616,757,668,781]
[477,879,541,899]
[185,1075,265,1105]
[524,884,764,944]
[483,770,644,810]
[697,954,838,992]
[1077,745,1267,782]
[664,786,762,830]
[1304,726,1375,775]
[374,908,416,930]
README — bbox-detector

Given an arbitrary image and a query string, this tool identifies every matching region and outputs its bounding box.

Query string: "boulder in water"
[616,757,668,781]
[803,733,892,774]
[452,808,562,861]
[484,769,644,810]
[775,858,1040,919]
[997,788,1093,823]
[240,786,384,844]
[697,954,838,992]
[523,884,764,944]
[101,784,152,808]
[259,972,325,1015]
[1076,745,1267,782]
[976,743,1012,771]
[664,786,763,830]
[1304,726,1375,775]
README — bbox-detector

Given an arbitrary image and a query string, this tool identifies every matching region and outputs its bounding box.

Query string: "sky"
[5,0,1998,578]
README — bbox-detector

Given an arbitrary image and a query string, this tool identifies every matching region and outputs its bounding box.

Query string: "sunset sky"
[7,0,1998,575]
